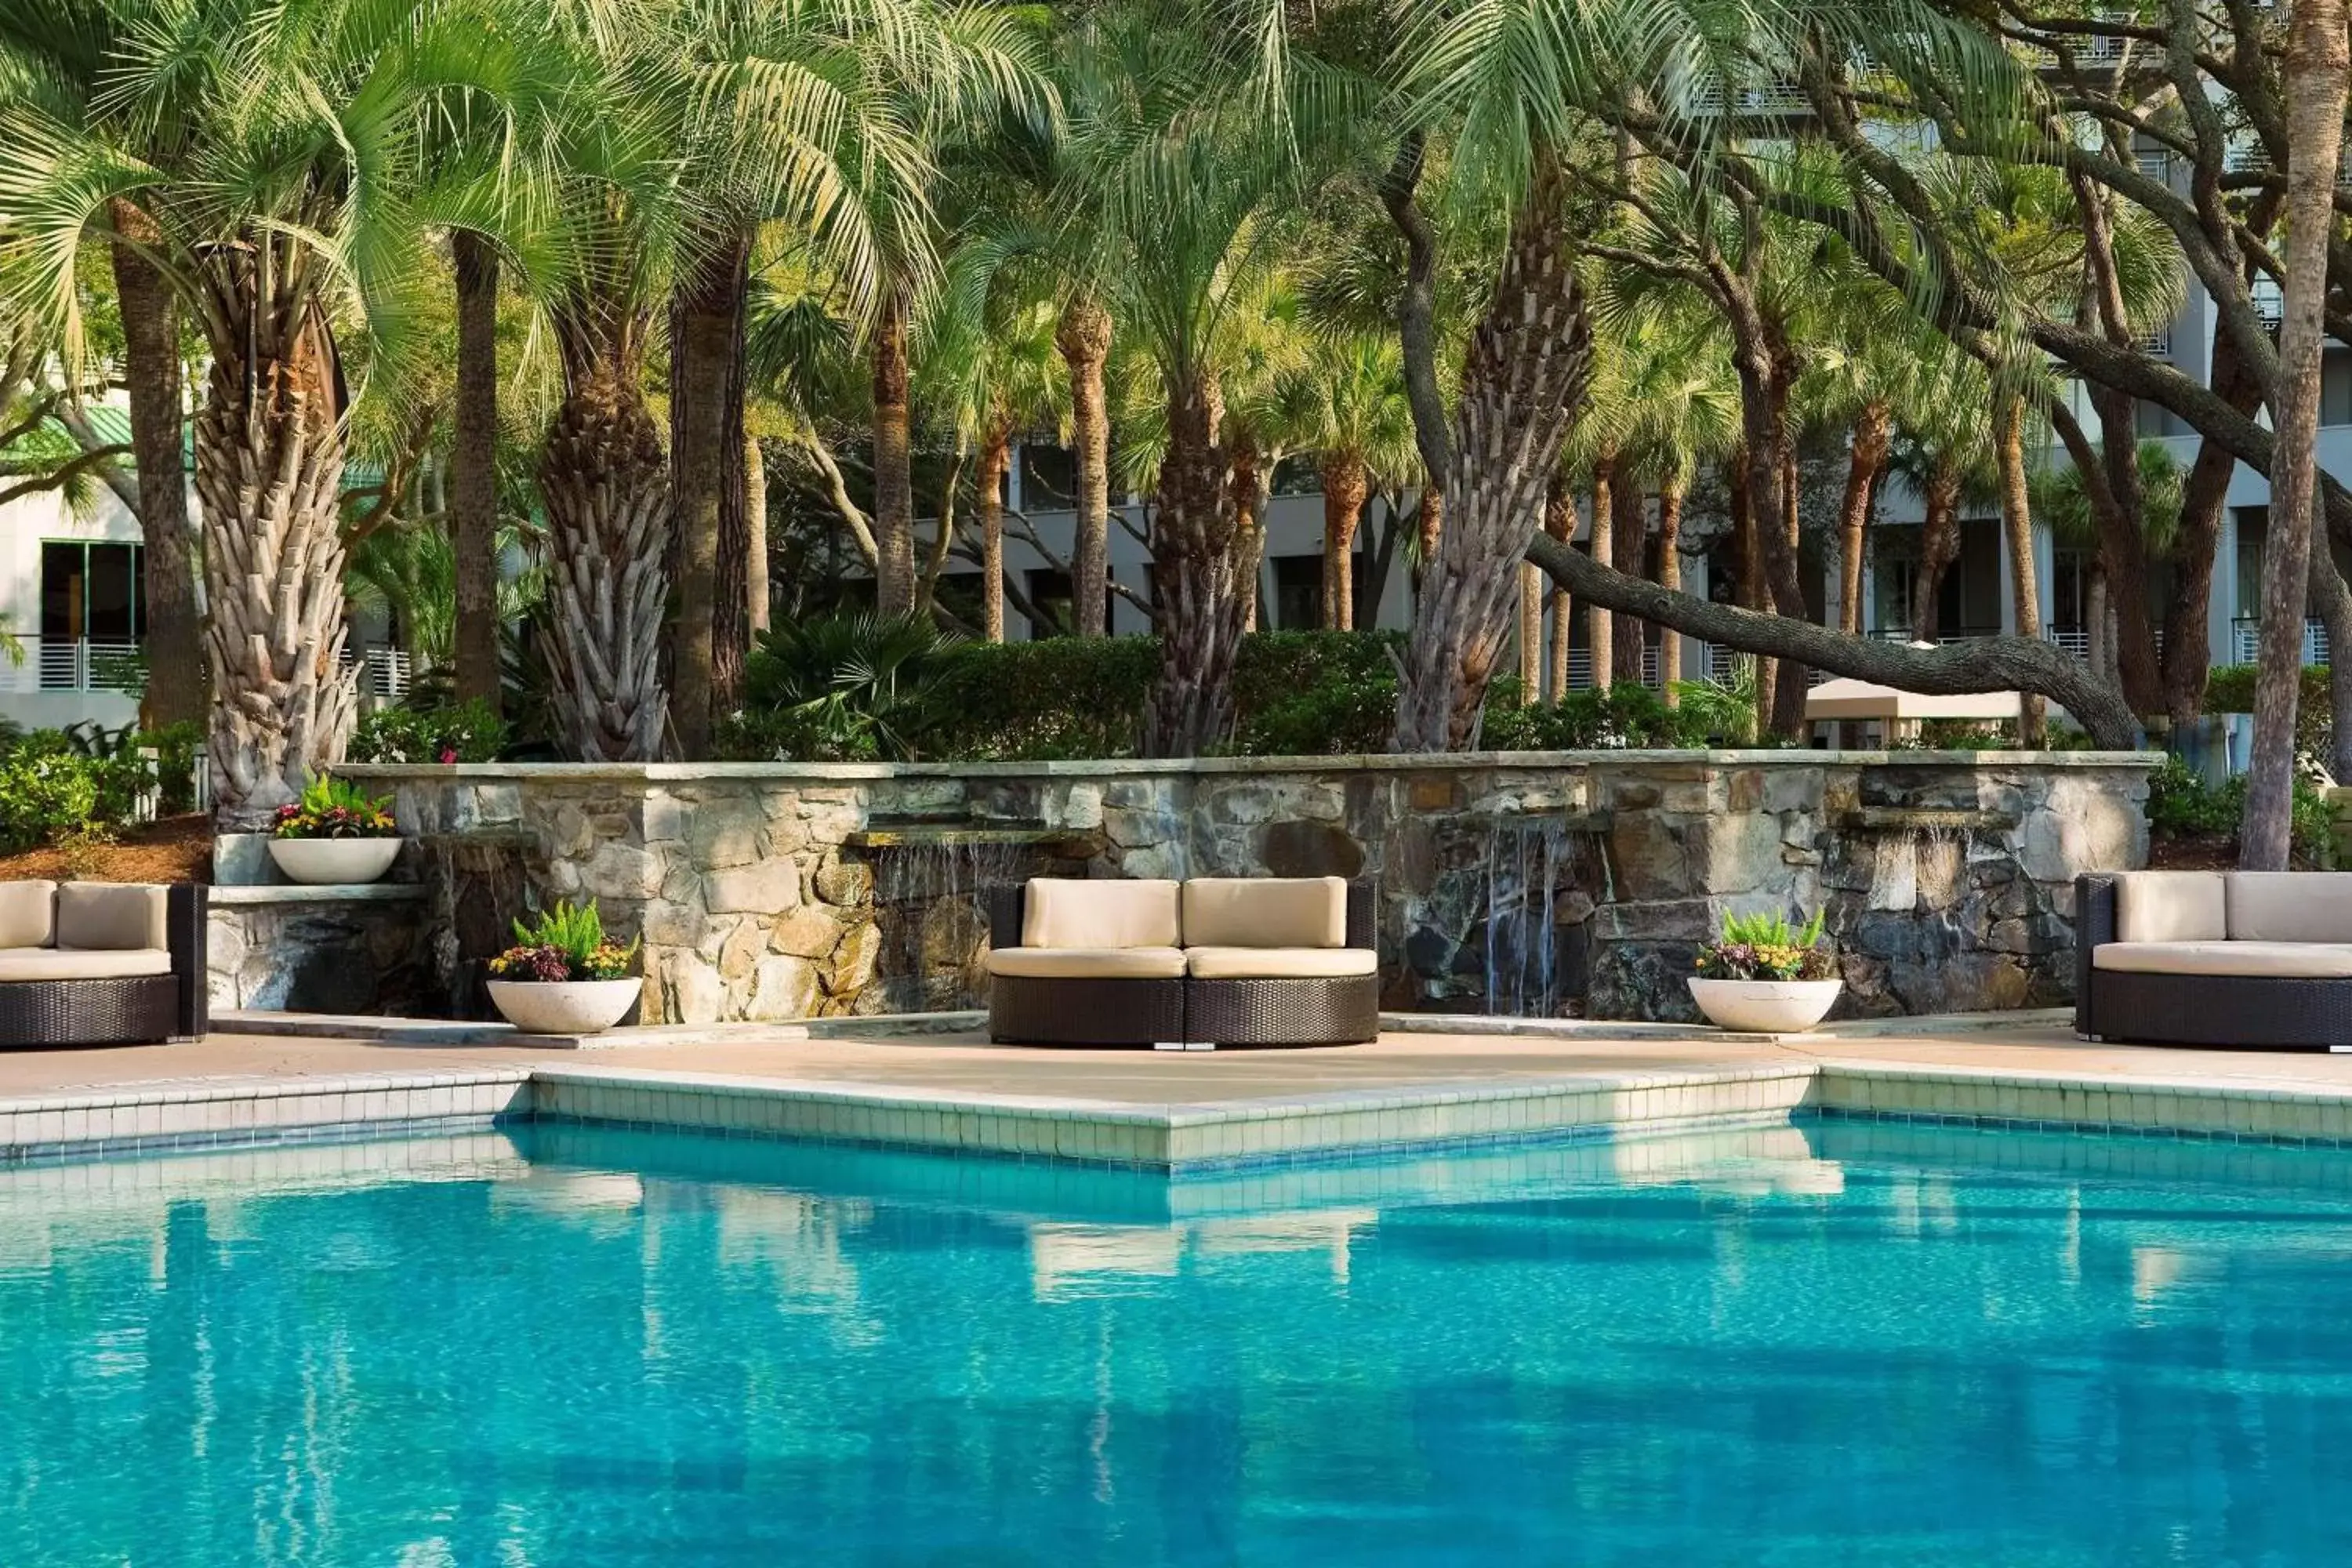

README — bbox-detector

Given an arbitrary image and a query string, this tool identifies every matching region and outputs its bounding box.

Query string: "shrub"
[720,612,962,761]
[2145,753,2336,866]
[2202,663,2331,768]
[921,636,1158,760]
[350,699,512,764]
[1481,681,1726,750]
[0,747,100,852]
[1228,630,1400,755]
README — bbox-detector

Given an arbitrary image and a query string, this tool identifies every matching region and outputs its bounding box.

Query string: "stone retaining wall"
[209,887,434,1014]
[346,751,2154,1026]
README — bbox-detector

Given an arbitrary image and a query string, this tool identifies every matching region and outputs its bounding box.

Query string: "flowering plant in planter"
[271,775,397,839]
[1694,909,1835,982]
[489,900,638,983]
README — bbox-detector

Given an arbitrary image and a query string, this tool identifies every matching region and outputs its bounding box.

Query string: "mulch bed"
[0,815,213,885]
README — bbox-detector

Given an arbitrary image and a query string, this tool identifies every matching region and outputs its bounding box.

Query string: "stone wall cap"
[209,884,429,906]
[339,747,2161,783]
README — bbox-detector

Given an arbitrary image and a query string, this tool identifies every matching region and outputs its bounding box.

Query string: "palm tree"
[0,0,515,823]
[1291,333,1417,630]
[0,1,203,731]
[1063,0,1368,753]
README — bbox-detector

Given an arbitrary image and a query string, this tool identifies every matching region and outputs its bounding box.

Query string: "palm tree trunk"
[1995,394,2046,745]
[746,434,770,634]
[1730,447,1773,728]
[2246,0,2349,865]
[872,291,916,615]
[1320,450,1368,630]
[541,303,668,762]
[1057,296,1113,637]
[2086,567,2112,687]
[108,201,204,733]
[1913,458,1961,645]
[1657,474,1684,697]
[666,241,746,757]
[1544,473,1573,704]
[1390,154,1592,751]
[190,241,357,826]
[1838,401,1889,636]
[451,229,502,715]
[1416,475,1443,575]
[1144,368,1245,756]
[979,420,1011,642]
[2168,329,2255,728]
[1588,459,1614,695]
[1611,465,1646,688]
[1232,443,1266,632]
[1518,564,1541,702]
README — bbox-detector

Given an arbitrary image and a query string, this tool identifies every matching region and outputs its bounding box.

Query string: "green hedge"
[0,722,201,852]
[2202,663,2332,771]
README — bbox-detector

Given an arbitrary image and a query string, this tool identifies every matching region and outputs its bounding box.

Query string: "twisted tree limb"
[1523,535,2143,750]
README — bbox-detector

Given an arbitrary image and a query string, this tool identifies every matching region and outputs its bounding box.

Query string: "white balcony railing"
[343,645,412,700]
[2233,616,2329,666]
[0,637,146,695]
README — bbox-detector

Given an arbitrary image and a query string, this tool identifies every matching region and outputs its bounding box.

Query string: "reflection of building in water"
[713,1188,875,1336]
[1029,1212,1377,1300]
[490,1170,644,1225]
[1609,1125,1846,1196]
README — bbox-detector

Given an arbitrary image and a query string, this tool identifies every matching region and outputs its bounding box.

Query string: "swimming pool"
[4,1118,2350,1566]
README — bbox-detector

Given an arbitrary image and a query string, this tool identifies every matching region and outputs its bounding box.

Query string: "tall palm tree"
[0,0,203,730]
[1291,333,1416,630]
[1065,0,1368,753]
[0,0,512,823]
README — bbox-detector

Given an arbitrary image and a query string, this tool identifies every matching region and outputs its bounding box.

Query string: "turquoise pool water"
[5,1118,2352,1566]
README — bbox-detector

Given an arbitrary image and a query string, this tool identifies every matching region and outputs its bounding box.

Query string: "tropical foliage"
[492,900,637,982]
[3,0,2345,852]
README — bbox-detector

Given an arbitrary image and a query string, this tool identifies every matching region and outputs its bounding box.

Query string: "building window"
[2325,353,2352,426]
[1269,458,1322,497]
[1025,568,1074,637]
[1271,554,1322,630]
[1019,445,1076,510]
[40,539,142,647]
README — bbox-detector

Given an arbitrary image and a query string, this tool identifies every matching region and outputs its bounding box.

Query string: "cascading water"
[1480,818,1577,1018]
[870,837,1029,1011]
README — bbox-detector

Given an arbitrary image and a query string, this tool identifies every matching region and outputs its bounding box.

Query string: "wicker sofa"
[985,876,1377,1047]
[0,881,208,1048]
[2076,870,2352,1050]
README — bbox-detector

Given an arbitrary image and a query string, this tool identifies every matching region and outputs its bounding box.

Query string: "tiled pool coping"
[16,1054,2352,1172]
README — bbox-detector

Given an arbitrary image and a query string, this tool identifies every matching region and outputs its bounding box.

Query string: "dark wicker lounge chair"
[986,877,1377,1048]
[2076,871,2352,1050]
[0,881,208,1048]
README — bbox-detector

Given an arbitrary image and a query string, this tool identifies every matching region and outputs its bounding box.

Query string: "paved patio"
[6,1011,2352,1106]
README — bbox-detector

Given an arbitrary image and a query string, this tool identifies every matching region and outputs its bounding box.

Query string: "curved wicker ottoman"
[988,975,1186,1047]
[0,975,182,1047]
[1185,974,1379,1048]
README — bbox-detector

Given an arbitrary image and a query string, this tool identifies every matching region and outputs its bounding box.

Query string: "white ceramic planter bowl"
[488,978,643,1035]
[268,836,402,885]
[1687,978,1844,1034]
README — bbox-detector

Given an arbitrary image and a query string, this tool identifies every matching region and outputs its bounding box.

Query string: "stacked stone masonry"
[343,752,2155,1025]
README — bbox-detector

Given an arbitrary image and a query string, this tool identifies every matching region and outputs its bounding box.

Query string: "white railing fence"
[2231,616,2329,667]
[0,637,146,695]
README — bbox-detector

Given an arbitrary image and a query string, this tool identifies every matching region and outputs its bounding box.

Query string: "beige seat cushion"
[1185,946,1377,980]
[2227,873,2352,943]
[55,884,169,953]
[2093,941,2352,978]
[0,880,56,949]
[1181,877,1347,949]
[986,946,1187,980]
[1021,879,1181,950]
[0,947,172,982]
[2111,872,2227,943]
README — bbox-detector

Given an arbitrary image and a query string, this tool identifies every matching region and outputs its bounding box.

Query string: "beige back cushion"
[56,884,169,952]
[2227,873,2352,943]
[1022,878,1181,950]
[2112,872,2227,944]
[1181,877,1348,949]
[0,880,56,949]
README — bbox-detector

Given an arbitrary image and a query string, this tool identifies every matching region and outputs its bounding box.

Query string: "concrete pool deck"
[10,1011,2352,1168]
